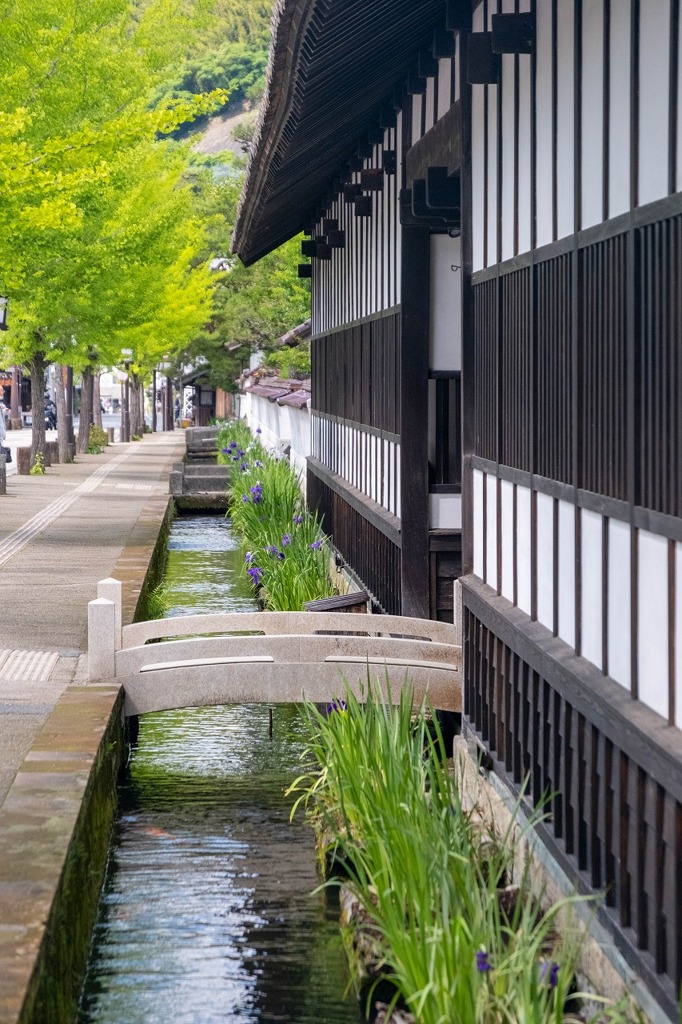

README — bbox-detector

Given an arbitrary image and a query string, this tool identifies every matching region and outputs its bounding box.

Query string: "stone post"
[17,447,31,475]
[97,578,123,651]
[88,598,116,681]
[0,453,6,496]
[453,579,462,647]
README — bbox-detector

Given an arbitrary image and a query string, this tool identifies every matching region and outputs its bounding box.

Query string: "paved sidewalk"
[0,432,185,807]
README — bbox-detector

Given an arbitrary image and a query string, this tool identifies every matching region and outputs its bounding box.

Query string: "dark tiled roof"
[233,0,449,265]
[277,390,310,408]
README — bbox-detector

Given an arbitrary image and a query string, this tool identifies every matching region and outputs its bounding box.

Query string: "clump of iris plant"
[218,420,339,609]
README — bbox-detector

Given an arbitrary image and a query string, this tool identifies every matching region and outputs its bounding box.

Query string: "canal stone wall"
[0,686,125,1024]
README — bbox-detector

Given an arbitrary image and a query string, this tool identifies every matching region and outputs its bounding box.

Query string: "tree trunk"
[30,352,46,468]
[55,364,71,464]
[93,371,102,428]
[77,366,93,453]
[130,376,144,438]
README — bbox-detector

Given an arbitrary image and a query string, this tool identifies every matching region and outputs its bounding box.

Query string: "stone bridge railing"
[88,579,462,716]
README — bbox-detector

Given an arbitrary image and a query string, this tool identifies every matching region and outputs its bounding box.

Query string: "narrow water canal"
[77,515,362,1024]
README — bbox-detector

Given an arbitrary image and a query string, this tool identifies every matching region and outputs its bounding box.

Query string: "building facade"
[234,0,682,1014]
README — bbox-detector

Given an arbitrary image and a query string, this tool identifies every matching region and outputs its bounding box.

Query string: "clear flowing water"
[77,514,362,1024]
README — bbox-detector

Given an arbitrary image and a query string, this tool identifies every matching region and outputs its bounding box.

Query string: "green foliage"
[156,43,268,112]
[29,452,45,475]
[177,165,310,391]
[0,0,221,402]
[289,686,637,1024]
[262,344,311,379]
[217,420,337,610]
[88,426,108,452]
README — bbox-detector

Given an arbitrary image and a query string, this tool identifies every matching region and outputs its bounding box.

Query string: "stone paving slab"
[0,433,184,810]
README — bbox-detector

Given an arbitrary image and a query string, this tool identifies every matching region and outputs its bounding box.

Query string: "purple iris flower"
[228,441,237,449]
[256,427,262,434]
[254,460,263,468]
[310,539,323,550]
[475,950,491,973]
[250,484,263,504]
[221,447,230,454]
[540,962,559,989]
[245,551,254,563]
[241,462,249,472]
[293,514,303,525]
[281,533,292,547]
[241,494,249,503]
[247,566,263,586]
[326,699,347,714]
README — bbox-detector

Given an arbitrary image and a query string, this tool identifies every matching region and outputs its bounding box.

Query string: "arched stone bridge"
[88,579,462,716]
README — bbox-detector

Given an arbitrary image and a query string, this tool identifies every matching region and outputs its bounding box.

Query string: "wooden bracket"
[315,238,331,260]
[382,149,397,175]
[407,67,427,95]
[418,50,438,79]
[361,168,384,192]
[301,239,317,257]
[426,167,461,210]
[446,0,472,32]
[491,11,535,54]
[328,229,345,249]
[433,27,456,58]
[467,33,501,84]
[354,195,372,217]
[297,264,312,278]
[344,183,362,203]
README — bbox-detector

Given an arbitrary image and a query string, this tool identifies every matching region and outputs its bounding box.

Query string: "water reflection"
[77,515,361,1024]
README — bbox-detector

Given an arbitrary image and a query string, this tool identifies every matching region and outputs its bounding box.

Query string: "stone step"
[183,477,229,494]
[183,463,229,478]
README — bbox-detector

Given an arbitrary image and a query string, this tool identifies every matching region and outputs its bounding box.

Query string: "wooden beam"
[400,225,431,618]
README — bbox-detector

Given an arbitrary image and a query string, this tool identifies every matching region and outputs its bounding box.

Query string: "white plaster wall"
[473,469,484,579]
[501,48,516,262]
[486,474,498,591]
[671,544,675,729]
[517,41,532,254]
[555,0,575,239]
[412,92,422,144]
[429,235,462,371]
[638,529,669,720]
[608,518,631,690]
[471,4,485,273]
[425,77,435,133]
[535,0,554,247]
[516,484,532,615]
[487,86,499,264]
[536,492,554,631]
[437,58,452,119]
[429,493,462,530]
[500,479,514,602]
[638,0,670,207]
[557,500,575,648]
[581,0,604,229]
[608,0,631,218]
[472,82,485,272]
[675,7,679,193]
[580,508,602,670]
